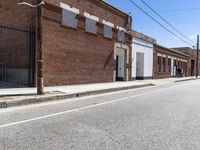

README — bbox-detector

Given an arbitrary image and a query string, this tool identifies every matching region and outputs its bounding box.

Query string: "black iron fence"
[0,25,35,88]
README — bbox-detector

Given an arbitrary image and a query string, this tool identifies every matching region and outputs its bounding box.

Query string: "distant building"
[153,44,189,79]
[172,47,200,76]
[0,0,132,87]
[131,31,156,80]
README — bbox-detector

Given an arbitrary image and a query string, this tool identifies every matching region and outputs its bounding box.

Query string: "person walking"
[177,67,181,78]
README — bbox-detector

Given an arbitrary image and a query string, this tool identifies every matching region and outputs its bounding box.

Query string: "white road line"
[0,83,195,129]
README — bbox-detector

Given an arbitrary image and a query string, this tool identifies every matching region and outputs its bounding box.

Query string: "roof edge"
[155,44,189,57]
[132,30,156,44]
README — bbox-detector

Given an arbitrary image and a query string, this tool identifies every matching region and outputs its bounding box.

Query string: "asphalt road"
[0,80,200,150]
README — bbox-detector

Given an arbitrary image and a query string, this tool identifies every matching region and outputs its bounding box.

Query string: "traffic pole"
[196,35,199,78]
[37,0,44,95]
[18,0,45,94]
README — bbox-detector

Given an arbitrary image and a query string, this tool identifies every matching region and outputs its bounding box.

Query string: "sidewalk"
[0,77,199,109]
[136,76,200,85]
[0,81,153,96]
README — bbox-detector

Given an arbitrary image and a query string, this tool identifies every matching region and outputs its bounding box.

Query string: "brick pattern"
[0,0,36,83]
[0,0,36,27]
[44,0,132,30]
[132,30,156,44]
[153,44,189,79]
[1,0,132,86]
[172,47,200,76]
[0,0,36,68]
[41,1,132,86]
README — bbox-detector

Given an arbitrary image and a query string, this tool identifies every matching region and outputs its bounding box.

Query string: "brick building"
[153,44,189,79]
[0,0,36,87]
[172,47,200,76]
[0,0,132,87]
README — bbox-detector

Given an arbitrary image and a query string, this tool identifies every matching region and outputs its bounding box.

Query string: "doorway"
[191,59,195,76]
[136,52,144,80]
[115,48,126,81]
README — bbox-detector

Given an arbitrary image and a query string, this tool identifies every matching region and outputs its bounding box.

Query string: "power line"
[127,0,194,47]
[159,7,200,13]
[136,7,200,15]
[138,0,196,45]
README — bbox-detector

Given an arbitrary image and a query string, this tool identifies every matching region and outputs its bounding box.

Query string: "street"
[0,80,200,150]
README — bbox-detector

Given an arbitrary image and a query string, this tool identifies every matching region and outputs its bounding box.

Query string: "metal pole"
[18,1,45,94]
[196,35,199,78]
[37,0,44,94]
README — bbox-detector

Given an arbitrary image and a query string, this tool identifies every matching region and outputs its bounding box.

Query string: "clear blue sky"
[107,0,200,48]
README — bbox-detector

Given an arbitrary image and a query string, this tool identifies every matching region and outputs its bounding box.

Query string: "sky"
[107,0,200,48]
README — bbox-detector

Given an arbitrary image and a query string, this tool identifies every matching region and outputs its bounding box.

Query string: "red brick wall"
[153,44,189,79]
[0,1,36,85]
[43,0,131,29]
[172,47,200,76]
[0,0,36,67]
[42,2,132,86]
[1,0,132,86]
[0,0,36,26]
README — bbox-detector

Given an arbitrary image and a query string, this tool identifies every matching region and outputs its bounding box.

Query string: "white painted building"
[131,31,156,80]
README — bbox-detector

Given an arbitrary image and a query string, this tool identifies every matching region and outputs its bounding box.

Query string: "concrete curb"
[174,77,200,83]
[0,83,154,109]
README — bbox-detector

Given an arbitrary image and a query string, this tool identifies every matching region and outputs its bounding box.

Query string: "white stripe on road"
[0,83,193,129]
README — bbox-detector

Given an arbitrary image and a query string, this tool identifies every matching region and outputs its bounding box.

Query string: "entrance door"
[173,60,177,77]
[115,48,126,81]
[171,59,174,76]
[136,52,144,80]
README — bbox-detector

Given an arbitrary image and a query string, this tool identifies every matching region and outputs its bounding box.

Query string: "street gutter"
[0,83,154,109]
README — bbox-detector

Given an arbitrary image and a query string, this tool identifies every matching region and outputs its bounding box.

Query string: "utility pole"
[196,35,199,78]
[18,1,45,95]
[37,0,44,94]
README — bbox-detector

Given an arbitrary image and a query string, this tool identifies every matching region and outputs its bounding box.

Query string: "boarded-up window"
[85,18,97,34]
[104,25,113,38]
[118,30,125,42]
[62,9,78,28]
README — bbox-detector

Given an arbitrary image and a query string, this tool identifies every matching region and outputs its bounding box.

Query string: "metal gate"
[0,25,35,88]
